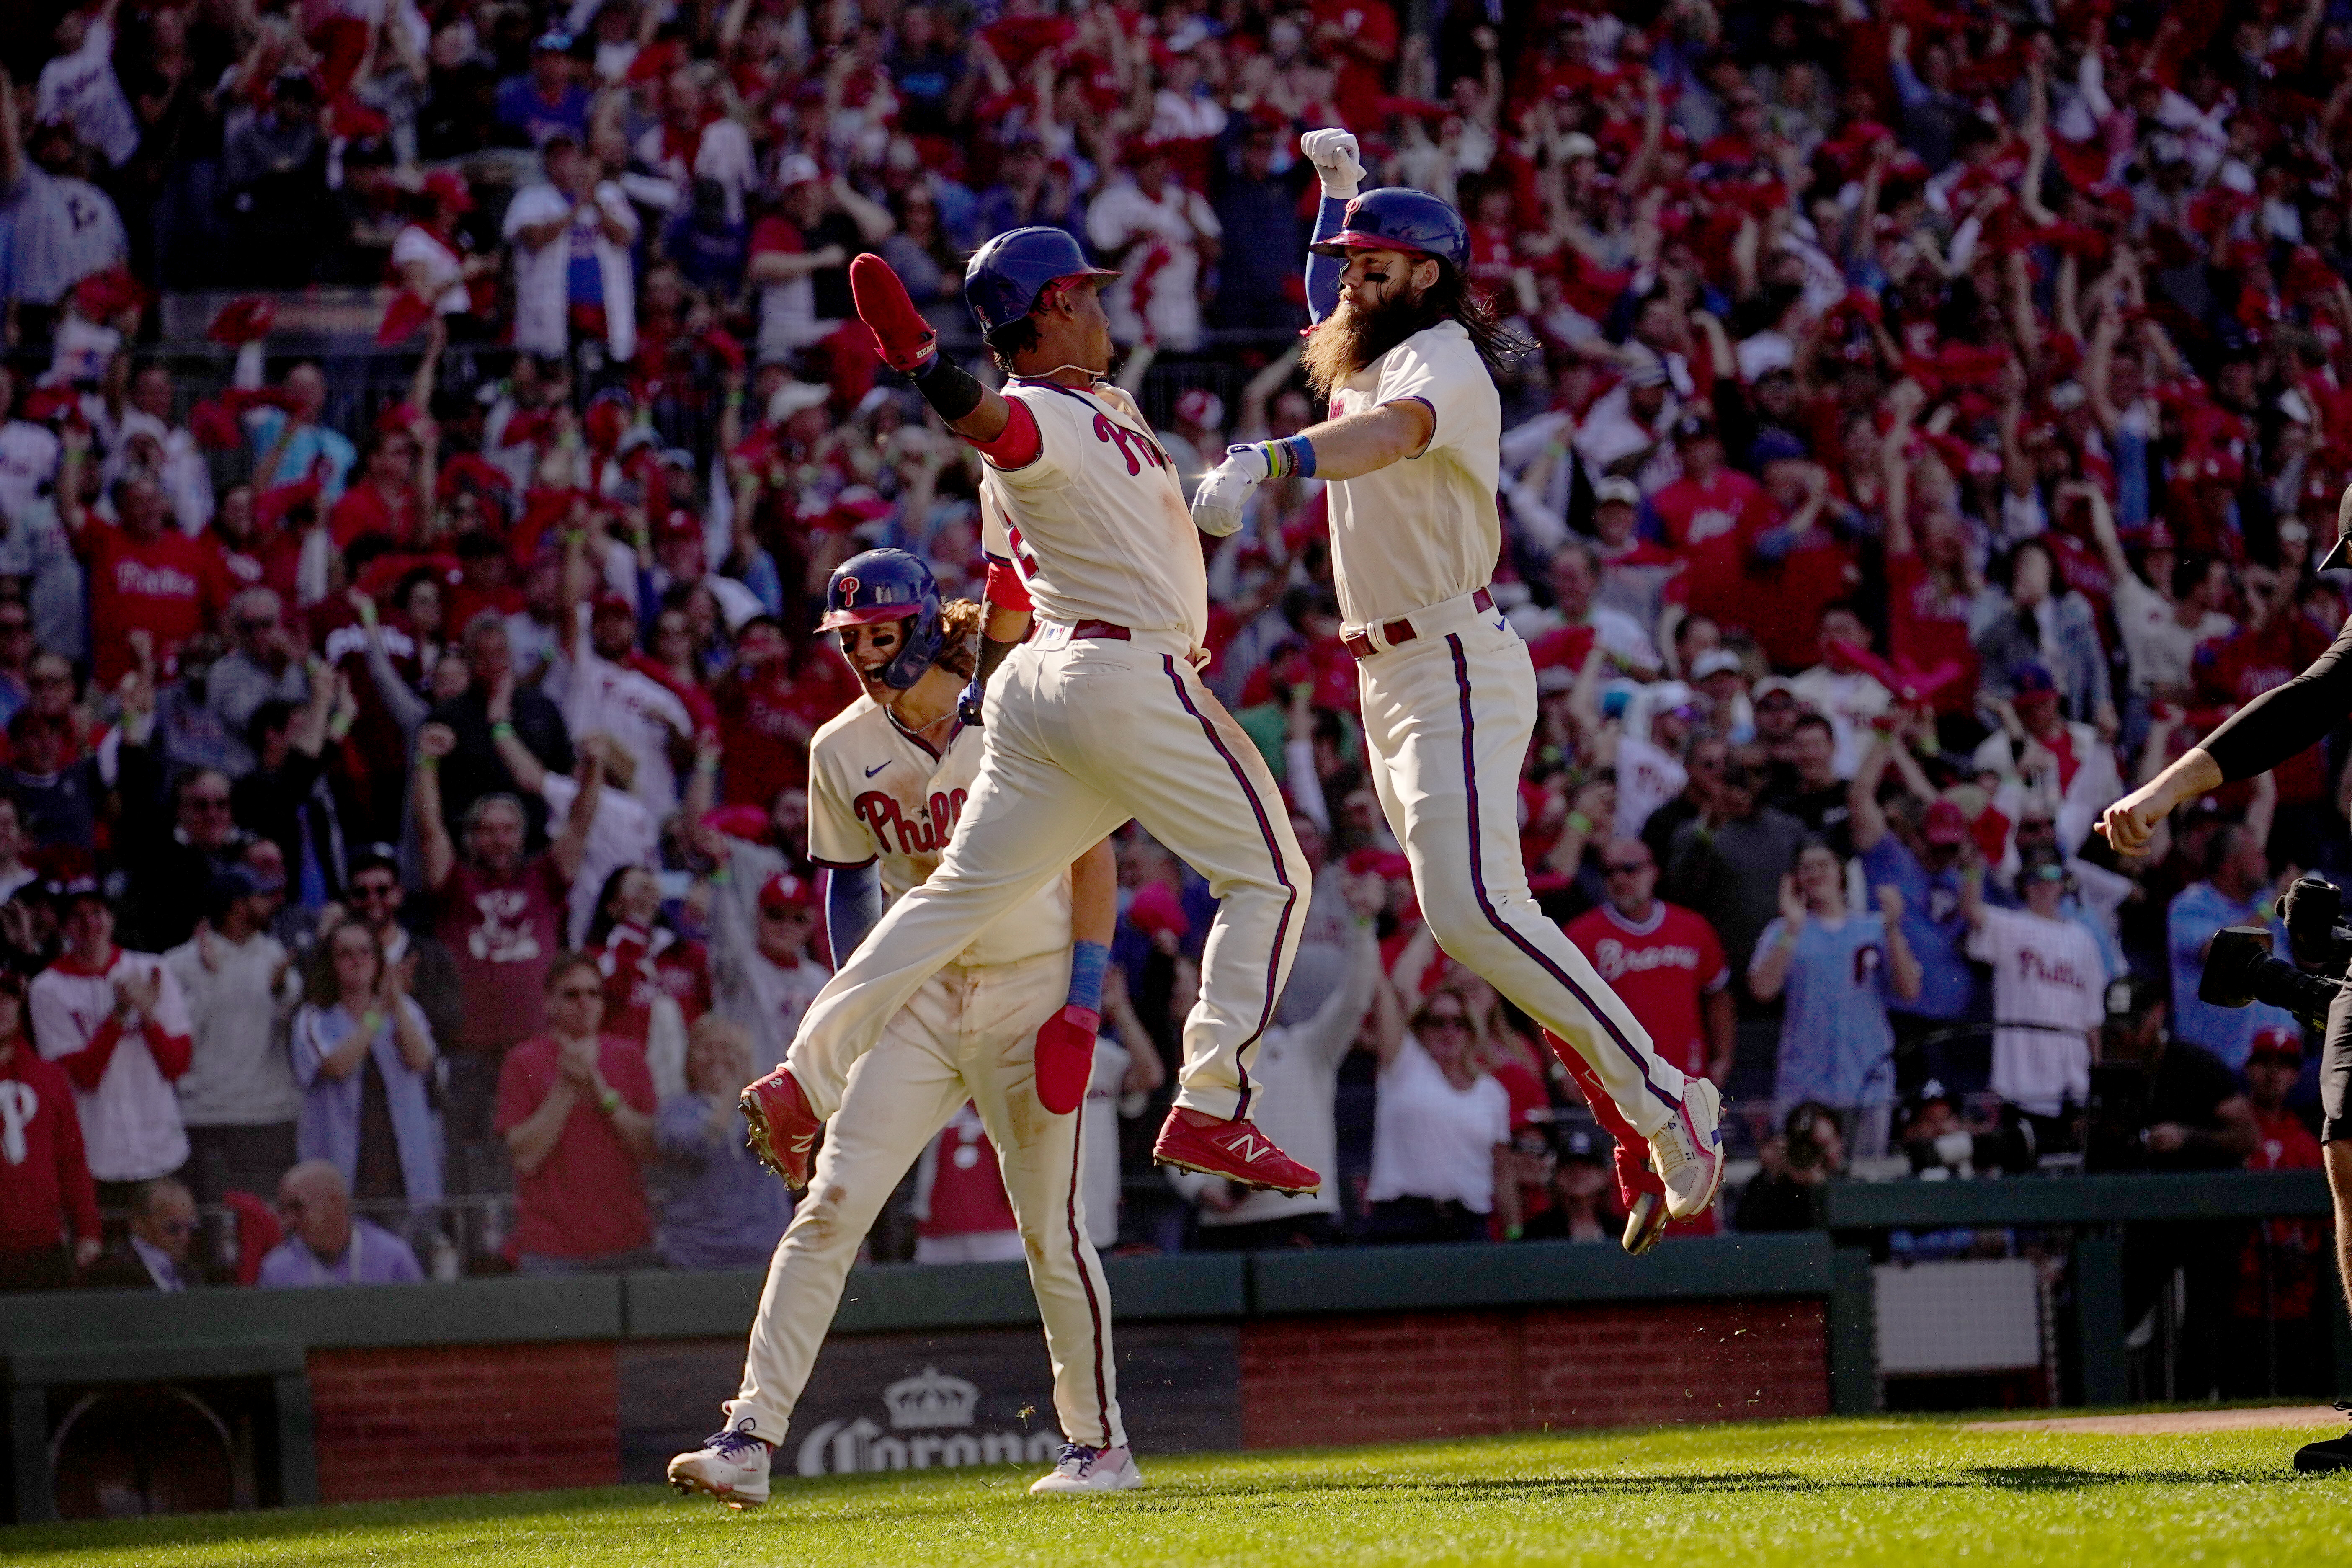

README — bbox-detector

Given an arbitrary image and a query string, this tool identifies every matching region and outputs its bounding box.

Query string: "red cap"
[698,804,770,843]
[1126,882,1190,941]
[758,871,816,916]
[2248,1025,2303,1064]
[655,508,701,544]
[421,168,474,213]
[592,590,635,620]
[1921,798,1969,846]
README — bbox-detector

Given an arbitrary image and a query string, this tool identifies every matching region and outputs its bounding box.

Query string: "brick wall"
[308,1342,622,1502]
[1239,1299,1829,1449]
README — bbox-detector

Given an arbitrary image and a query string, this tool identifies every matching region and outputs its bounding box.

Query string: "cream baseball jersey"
[1967,904,2107,1116]
[1323,318,1504,629]
[805,697,1071,966]
[978,378,1208,642]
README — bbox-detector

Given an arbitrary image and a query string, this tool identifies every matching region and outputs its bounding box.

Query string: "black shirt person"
[2097,499,2352,1468]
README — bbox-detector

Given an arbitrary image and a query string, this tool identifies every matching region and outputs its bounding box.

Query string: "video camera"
[2199,873,2352,1027]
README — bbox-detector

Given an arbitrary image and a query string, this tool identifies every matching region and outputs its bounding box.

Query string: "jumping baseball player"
[671,549,1139,1503]
[1189,132,1727,1222]
[741,230,1319,1198]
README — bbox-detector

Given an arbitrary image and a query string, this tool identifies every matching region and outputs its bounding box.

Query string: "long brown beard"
[1302,289,1441,400]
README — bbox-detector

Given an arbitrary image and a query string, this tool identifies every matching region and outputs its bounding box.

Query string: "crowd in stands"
[0,0,2344,1323]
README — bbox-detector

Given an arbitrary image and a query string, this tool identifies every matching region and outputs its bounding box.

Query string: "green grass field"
[4,1413,2346,1568]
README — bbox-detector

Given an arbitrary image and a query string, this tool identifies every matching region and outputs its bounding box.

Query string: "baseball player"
[741,231,1319,1198]
[1190,132,1726,1222]
[671,549,1139,1504]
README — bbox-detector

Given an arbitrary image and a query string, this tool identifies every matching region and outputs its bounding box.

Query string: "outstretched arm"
[1300,128,1366,325]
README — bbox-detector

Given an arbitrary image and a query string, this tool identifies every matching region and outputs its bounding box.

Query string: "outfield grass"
[3,1413,2345,1568]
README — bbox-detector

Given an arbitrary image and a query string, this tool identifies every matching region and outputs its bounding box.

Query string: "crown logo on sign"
[882,1367,979,1430]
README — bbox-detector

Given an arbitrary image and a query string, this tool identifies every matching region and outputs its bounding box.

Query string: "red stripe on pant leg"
[1445,635,1679,1117]
[1159,655,1296,1120]
[1063,1104,1111,1447]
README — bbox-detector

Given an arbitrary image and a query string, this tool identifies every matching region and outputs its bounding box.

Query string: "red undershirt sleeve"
[983,557,1033,611]
[966,397,1042,469]
[145,1024,194,1081]
[55,1017,126,1091]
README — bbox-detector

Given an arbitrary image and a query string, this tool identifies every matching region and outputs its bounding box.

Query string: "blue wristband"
[1283,434,1317,479]
[1066,939,1109,1014]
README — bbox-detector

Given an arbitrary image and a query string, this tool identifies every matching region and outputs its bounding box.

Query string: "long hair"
[304,921,382,1011]
[1302,258,1532,399]
[931,598,985,681]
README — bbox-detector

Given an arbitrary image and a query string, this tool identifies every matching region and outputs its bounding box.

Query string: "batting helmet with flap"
[1308,187,1469,269]
[963,227,1119,341]
[817,547,944,690]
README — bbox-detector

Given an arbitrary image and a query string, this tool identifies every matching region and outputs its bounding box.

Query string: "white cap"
[767,381,830,423]
[776,153,823,188]
[1594,476,1641,506]
[1691,648,1745,681]
[1560,132,1599,161]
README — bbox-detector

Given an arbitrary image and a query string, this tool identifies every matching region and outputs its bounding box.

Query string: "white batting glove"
[1299,128,1364,199]
[1191,446,1269,538]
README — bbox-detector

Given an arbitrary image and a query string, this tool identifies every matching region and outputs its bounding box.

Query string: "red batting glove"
[849,253,939,375]
[1032,1004,1100,1117]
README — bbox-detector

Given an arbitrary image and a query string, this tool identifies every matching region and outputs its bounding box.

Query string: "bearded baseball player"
[1190,130,1727,1225]
[741,230,1320,1199]
[672,548,1139,1504]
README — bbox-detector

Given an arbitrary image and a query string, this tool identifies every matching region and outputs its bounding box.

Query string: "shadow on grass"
[0,1460,2292,1555]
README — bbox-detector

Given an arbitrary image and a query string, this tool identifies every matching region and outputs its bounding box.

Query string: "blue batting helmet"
[818,548,944,691]
[963,227,1119,341]
[1308,187,1468,269]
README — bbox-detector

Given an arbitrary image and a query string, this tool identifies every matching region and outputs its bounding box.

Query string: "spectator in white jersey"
[1,91,129,346]
[543,536,694,815]
[1963,851,2111,1148]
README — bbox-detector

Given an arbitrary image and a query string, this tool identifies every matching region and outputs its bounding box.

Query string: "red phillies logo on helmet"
[1344,197,1364,224]
[839,575,860,605]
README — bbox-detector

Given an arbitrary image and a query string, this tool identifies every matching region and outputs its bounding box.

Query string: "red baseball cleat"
[1032,1005,1100,1117]
[1152,1110,1320,1195]
[740,1067,822,1190]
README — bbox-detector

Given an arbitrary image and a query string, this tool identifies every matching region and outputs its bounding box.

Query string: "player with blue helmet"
[1189,130,1729,1255]
[675,545,1140,1503]
[752,230,1323,1206]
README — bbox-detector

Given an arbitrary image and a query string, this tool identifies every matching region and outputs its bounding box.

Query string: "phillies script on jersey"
[852,784,968,857]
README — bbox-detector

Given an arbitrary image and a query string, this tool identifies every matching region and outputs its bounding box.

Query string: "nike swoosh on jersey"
[865,761,890,777]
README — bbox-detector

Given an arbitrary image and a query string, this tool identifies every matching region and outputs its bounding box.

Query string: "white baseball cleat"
[1029,1442,1144,1495]
[1648,1078,1726,1221]
[668,1422,772,1509]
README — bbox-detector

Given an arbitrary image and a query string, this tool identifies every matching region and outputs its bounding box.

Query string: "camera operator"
[2098,491,2352,1466]
[1731,1101,1844,1232]
[2088,974,2259,1402]
[2091,977,2259,1173]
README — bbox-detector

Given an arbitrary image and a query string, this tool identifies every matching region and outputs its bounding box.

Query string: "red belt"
[1343,588,1493,661]
[1070,619,1130,641]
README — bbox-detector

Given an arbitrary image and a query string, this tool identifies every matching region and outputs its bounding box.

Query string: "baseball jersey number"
[1004,521,1042,583]
[1092,413,1167,476]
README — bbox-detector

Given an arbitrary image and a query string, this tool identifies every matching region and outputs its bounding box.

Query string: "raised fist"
[1300,128,1364,198]
[1190,445,1269,539]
